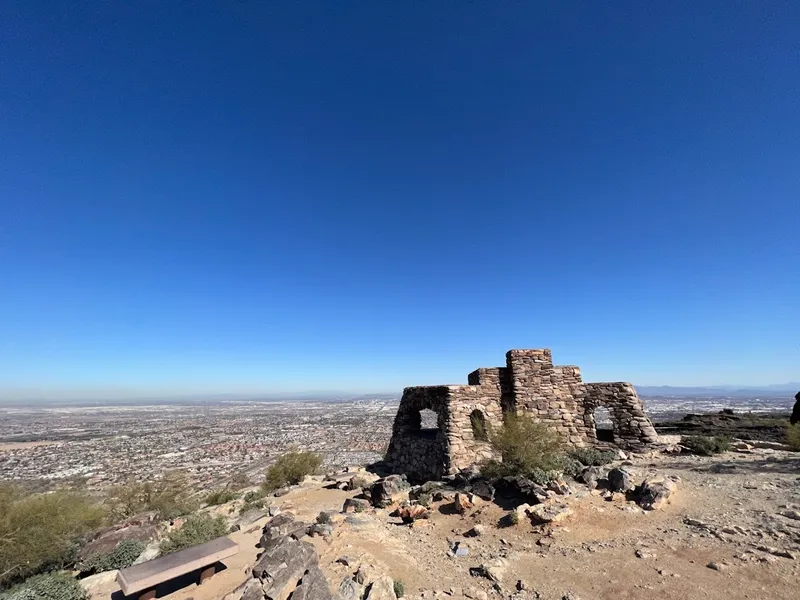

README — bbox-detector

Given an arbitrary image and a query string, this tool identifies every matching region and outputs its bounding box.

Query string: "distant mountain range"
[636,383,800,397]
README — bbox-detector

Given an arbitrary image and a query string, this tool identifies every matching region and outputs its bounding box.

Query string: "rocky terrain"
[81,442,800,600]
[654,411,794,444]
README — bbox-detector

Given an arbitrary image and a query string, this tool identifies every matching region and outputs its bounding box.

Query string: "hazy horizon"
[1,381,798,404]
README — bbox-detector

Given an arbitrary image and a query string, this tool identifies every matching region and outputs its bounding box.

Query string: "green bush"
[0,486,106,588]
[159,514,228,556]
[0,573,88,600]
[481,413,563,479]
[204,489,238,506]
[262,451,323,493]
[682,435,732,456]
[78,539,145,575]
[393,579,405,598]
[787,424,800,451]
[569,447,617,466]
[499,510,522,527]
[242,490,264,504]
[416,493,431,508]
[106,471,195,522]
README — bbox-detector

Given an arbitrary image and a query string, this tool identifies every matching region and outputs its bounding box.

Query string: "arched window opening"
[470,409,488,441]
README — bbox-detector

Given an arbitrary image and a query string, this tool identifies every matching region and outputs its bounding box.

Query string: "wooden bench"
[116,536,238,599]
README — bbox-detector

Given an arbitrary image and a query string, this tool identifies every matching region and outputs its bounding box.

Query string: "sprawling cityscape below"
[0,392,794,492]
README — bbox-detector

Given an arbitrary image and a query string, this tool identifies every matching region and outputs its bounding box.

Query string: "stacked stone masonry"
[386,349,659,482]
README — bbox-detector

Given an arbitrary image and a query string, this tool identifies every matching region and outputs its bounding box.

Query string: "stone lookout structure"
[386,349,658,482]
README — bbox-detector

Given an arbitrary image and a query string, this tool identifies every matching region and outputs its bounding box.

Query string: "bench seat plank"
[117,536,238,595]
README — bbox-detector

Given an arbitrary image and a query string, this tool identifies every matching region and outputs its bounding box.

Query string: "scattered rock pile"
[226,513,332,600]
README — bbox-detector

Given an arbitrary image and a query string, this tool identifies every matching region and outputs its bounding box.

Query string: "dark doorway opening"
[593,406,615,443]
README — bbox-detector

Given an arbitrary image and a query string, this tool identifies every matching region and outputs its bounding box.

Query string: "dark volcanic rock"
[370,474,409,508]
[470,480,496,501]
[253,535,331,600]
[577,466,608,489]
[496,476,548,505]
[655,411,793,443]
[607,468,634,492]
[342,497,371,513]
[259,514,309,550]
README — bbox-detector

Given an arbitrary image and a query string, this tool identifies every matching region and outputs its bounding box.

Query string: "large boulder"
[576,466,608,489]
[370,475,409,508]
[607,468,635,492]
[342,497,371,513]
[364,576,396,600]
[336,577,365,600]
[496,476,548,504]
[78,513,159,561]
[636,475,681,510]
[398,504,430,523]
[259,513,310,551]
[253,535,331,600]
[527,503,573,524]
[470,480,496,501]
[453,492,474,514]
[791,391,800,426]
[346,474,372,491]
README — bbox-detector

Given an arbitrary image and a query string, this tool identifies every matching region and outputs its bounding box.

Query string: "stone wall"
[385,349,659,481]
[583,382,660,448]
[384,386,450,482]
[506,350,588,445]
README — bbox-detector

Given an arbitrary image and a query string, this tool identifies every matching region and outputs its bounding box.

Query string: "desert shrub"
[787,424,800,451]
[416,493,431,508]
[548,455,583,478]
[106,471,195,522]
[526,467,564,485]
[0,486,106,588]
[569,447,617,466]
[481,413,563,479]
[681,435,732,456]
[499,510,519,527]
[242,490,264,504]
[262,451,323,493]
[159,514,228,556]
[204,489,238,506]
[393,579,405,598]
[78,539,145,575]
[0,573,88,600]
[316,511,333,525]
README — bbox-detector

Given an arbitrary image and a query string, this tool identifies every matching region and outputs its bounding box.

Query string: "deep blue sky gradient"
[1,1,799,398]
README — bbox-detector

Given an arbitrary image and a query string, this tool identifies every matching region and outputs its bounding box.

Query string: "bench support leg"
[138,589,156,600]
[199,564,216,585]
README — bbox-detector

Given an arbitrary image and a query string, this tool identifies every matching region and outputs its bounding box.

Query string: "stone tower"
[385,349,658,482]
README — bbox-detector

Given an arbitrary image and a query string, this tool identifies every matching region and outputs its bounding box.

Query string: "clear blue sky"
[1,1,798,399]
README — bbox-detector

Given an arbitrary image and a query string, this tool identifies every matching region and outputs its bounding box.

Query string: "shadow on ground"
[110,561,228,599]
